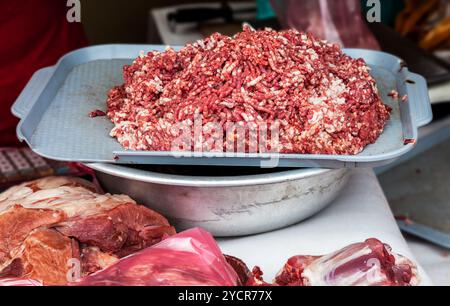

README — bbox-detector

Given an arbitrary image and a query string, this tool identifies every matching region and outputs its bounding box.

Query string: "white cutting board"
[218,168,432,286]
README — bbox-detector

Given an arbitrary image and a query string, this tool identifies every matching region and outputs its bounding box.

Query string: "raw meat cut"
[74,228,239,286]
[246,266,272,286]
[80,247,119,276]
[56,203,174,257]
[12,228,79,285]
[107,26,391,155]
[273,239,419,286]
[224,255,252,286]
[0,205,65,275]
[0,176,175,285]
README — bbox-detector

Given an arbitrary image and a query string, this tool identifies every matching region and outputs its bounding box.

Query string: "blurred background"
[80,0,447,51]
[79,0,450,91]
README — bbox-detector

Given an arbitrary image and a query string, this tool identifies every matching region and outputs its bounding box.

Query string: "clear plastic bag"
[73,228,239,286]
[270,0,380,49]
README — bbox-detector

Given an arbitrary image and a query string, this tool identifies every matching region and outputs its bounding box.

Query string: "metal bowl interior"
[87,163,333,187]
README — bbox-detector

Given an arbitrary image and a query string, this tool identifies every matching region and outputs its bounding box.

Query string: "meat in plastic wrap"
[270,0,380,49]
[0,278,42,286]
[74,228,239,286]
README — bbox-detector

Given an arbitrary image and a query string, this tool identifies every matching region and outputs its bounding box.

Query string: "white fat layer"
[302,246,387,286]
[0,177,135,218]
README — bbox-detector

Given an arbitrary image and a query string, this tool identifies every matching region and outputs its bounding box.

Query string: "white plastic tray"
[13,45,432,168]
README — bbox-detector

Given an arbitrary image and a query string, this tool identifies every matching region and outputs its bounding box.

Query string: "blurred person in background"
[0,0,87,146]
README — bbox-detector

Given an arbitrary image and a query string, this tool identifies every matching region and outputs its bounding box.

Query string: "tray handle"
[405,72,433,128]
[11,66,55,119]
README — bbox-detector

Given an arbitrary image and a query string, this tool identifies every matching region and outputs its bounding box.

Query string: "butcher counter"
[149,3,450,285]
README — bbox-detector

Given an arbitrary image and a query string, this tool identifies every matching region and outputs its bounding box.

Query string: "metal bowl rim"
[86,163,338,187]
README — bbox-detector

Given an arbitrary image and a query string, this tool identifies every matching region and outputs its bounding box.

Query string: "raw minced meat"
[106,26,391,155]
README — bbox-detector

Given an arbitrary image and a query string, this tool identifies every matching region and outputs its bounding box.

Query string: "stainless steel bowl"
[87,164,350,237]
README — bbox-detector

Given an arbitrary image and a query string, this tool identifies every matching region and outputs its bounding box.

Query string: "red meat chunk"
[273,239,419,286]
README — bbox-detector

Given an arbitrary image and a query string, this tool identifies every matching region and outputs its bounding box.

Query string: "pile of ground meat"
[106,26,391,155]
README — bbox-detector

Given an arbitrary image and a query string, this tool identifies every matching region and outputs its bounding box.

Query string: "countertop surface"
[218,169,433,285]
[407,237,450,286]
